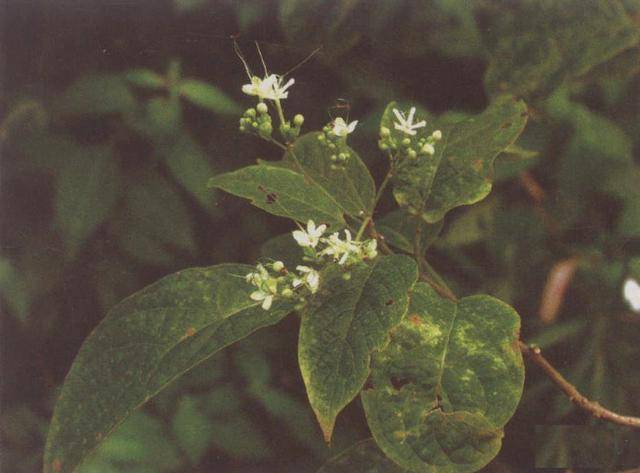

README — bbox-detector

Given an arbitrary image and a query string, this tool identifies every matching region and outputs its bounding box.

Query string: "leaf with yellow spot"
[361,283,524,473]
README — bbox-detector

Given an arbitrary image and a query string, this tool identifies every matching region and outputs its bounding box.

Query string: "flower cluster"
[239,103,273,139]
[240,73,303,142]
[378,106,442,161]
[293,220,378,266]
[245,260,320,311]
[317,118,358,170]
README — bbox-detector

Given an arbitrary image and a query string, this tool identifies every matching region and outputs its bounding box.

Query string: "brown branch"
[518,341,640,428]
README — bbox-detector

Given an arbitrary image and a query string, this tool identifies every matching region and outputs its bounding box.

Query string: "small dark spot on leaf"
[266,192,278,204]
[390,376,411,390]
[500,121,512,129]
[52,459,62,473]
[408,314,422,325]
[385,299,394,306]
[257,185,267,192]
[521,111,528,118]
[472,159,483,171]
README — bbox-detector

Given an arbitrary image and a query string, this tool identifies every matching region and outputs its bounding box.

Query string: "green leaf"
[55,74,136,116]
[171,395,213,464]
[422,96,528,222]
[299,255,418,441]
[55,145,120,254]
[361,283,524,472]
[282,132,376,217]
[80,412,182,473]
[125,69,166,89]
[161,132,217,211]
[43,264,294,473]
[178,79,241,115]
[145,97,182,136]
[115,173,196,265]
[318,438,406,473]
[478,0,640,98]
[209,164,346,227]
[376,210,443,255]
[208,416,273,460]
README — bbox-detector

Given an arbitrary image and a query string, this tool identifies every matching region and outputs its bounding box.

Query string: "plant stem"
[519,341,640,428]
[422,261,640,429]
[420,259,458,302]
[356,166,393,241]
[274,98,287,130]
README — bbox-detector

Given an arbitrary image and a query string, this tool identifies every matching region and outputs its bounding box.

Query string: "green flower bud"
[421,143,435,155]
[246,108,256,118]
[342,272,351,281]
[379,141,388,151]
[330,155,338,162]
[317,134,326,142]
[281,288,294,298]
[252,121,259,128]
[328,143,336,150]
[380,126,390,137]
[293,114,304,126]
[272,261,284,272]
[432,130,442,141]
[338,153,347,161]
[260,122,273,135]
[408,149,417,159]
[257,102,268,114]
[402,138,411,147]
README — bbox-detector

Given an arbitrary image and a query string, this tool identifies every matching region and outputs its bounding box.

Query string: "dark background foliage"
[2,1,640,472]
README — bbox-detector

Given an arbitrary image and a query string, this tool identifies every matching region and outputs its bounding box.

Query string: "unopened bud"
[432,130,442,140]
[402,138,411,147]
[257,102,268,114]
[293,114,304,126]
[246,108,256,118]
[422,143,435,155]
[272,261,284,272]
[380,127,390,137]
[407,149,417,159]
[281,288,294,298]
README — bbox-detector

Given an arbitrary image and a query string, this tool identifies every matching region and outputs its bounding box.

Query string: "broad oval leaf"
[299,255,418,442]
[382,97,527,223]
[282,132,376,217]
[422,96,528,222]
[209,164,345,226]
[361,283,524,473]
[318,439,406,473]
[43,264,294,473]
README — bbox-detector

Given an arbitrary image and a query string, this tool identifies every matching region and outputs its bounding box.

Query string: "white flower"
[332,117,358,137]
[321,230,360,265]
[393,107,426,136]
[245,264,269,285]
[363,239,378,259]
[432,130,442,140]
[242,75,278,100]
[250,290,274,310]
[623,278,640,312]
[292,220,327,248]
[272,76,295,100]
[294,265,320,293]
[242,74,294,101]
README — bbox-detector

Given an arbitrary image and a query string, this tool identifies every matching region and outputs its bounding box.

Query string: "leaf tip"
[317,415,336,444]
